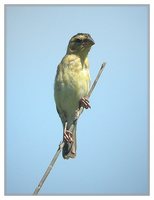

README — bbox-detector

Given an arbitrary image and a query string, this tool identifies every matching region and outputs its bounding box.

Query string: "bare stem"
[33,142,64,195]
[69,62,106,131]
[33,62,106,195]
[88,62,106,98]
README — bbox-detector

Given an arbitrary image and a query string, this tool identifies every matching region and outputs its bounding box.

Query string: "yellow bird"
[54,33,95,159]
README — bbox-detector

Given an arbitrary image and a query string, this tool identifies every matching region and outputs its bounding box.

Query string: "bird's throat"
[78,48,90,64]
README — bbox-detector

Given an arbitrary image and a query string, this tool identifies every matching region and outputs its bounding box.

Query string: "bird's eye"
[75,39,82,43]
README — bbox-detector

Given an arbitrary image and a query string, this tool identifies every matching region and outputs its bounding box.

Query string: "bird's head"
[67,33,95,59]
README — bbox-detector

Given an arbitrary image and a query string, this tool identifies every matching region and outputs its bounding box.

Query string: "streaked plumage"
[54,33,95,159]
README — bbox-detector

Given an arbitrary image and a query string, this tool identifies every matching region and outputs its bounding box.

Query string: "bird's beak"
[88,36,95,46]
[83,36,95,48]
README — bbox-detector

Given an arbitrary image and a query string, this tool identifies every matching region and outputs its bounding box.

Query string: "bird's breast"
[63,65,90,100]
[54,56,90,122]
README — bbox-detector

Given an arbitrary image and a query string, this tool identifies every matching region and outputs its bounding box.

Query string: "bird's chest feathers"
[62,60,90,97]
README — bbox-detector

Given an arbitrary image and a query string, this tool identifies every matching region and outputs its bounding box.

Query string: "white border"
[0,1,4,199]
[0,0,153,200]
[0,0,152,4]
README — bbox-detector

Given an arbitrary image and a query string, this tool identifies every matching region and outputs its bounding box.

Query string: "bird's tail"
[62,122,77,159]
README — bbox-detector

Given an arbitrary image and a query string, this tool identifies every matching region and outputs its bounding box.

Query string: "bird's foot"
[79,97,91,109]
[64,130,73,143]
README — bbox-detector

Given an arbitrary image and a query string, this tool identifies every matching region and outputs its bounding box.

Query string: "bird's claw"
[79,97,91,109]
[64,130,74,143]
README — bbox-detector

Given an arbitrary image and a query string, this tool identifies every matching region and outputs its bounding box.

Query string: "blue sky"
[5,5,149,195]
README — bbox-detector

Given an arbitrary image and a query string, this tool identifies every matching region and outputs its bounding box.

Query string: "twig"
[69,62,106,132]
[88,62,106,98]
[33,142,64,195]
[33,62,106,195]
[33,123,68,195]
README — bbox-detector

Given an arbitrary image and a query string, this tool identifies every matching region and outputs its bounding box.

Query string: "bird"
[54,33,95,159]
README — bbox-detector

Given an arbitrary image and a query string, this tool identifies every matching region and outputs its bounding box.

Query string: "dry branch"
[33,62,106,195]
